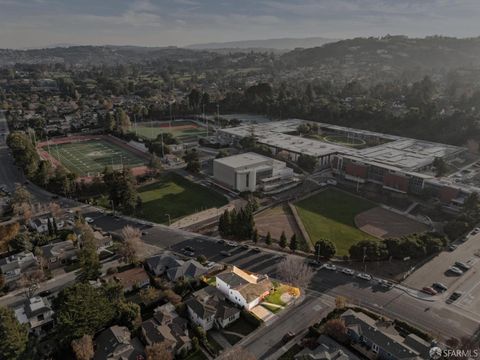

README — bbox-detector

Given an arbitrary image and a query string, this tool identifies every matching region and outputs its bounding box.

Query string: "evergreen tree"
[265,232,272,245]
[47,218,53,236]
[52,217,58,235]
[289,233,298,252]
[279,231,287,248]
[0,306,29,360]
[252,228,258,243]
[77,226,101,282]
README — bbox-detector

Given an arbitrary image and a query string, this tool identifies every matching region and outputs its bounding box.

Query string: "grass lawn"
[295,189,378,256]
[264,285,288,306]
[138,173,228,224]
[261,303,282,313]
[134,120,207,142]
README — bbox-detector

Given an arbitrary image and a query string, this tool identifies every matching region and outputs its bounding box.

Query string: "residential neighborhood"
[3,2,480,359]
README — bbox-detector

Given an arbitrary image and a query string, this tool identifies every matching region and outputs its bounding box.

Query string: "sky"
[1,0,480,49]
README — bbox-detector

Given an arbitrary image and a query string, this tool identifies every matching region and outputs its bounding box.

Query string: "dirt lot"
[355,207,429,239]
[255,204,305,246]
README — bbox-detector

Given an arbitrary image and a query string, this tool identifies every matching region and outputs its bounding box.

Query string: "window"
[372,344,379,353]
[246,173,249,187]
[37,314,44,321]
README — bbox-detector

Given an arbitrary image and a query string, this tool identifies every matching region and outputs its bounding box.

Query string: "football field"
[47,139,146,176]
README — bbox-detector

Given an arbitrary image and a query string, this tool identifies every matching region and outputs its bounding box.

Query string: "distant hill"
[0,45,214,66]
[186,37,337,51]
[281,36,480,74]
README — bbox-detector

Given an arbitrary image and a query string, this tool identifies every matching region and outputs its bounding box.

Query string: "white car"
[342,268,355,276]
[85,217,94,224]
[448,266,464,276]
[356,273,372,281]
[322,263,337,271]
[226,241,237,247]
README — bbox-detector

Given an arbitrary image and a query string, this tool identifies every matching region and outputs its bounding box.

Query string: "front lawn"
[295,189,378,256]
[138,173,228,224]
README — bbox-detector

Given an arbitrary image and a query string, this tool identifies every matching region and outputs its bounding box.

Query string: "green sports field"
[295,189,378,256]
[134,120,208,142]
[47,139,146,176]
[138,173,228,224]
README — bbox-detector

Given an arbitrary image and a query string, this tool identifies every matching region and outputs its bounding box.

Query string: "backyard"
[138,173,228,224]
[295,189,378,256]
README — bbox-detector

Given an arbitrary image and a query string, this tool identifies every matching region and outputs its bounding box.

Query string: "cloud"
[1,0,480,48]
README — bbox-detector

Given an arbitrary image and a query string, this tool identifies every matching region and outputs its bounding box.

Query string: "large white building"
[213,152,295,192]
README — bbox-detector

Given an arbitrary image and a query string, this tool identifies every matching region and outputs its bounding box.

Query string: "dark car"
[38,290,52,297]
[432,282,448,292]
[455,261,471,271]
[252,248,261,253]
[447,291,464,304]
[241,244,249,250]
[183,246,195,252]
[282,332,296,343]
[220,250,232,257]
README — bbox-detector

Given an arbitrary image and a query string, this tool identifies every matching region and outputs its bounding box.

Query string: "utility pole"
[161,132,164,158]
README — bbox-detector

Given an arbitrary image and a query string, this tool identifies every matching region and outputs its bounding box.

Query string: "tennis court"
[47,139,147,176]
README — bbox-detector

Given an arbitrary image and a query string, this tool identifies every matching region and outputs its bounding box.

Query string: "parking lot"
[404,230,480,313]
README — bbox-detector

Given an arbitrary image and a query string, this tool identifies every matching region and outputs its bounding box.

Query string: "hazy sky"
[1,0,480,48]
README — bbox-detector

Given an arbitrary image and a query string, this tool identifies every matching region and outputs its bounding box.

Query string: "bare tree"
[277,256,314,288]
[71,335,94,360]
[324,318,347,342]
[19,269,45,299]
[145,341,174,360]
[119,226,142,263]
[48,202,62,219]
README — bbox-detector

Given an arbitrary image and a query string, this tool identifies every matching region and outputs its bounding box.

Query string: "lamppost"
[363,246,367,272]
[166,213,171,226]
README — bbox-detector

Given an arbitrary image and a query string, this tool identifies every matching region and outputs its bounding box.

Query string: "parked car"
[322,263,336,271]
[342,268,355,276]
[455,261,471,271]
[356,273,372,281]
[252,248,261,253]
[422,287,438,296]
[308,260,321,268]
[447,291,464,304]
[448,266,464,275]
[183,246,194,252]
[217,239,225,244]
[432,282,448,292]
[85,217,94,223]
[378,279,394,289]
[241,244,249,250]
[226,241,237,247]
[282,332,296,343]
[448,244,458,251]
[220,251,232,257]
[183,251,195,257]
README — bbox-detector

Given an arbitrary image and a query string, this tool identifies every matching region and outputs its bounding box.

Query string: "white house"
[215,266,273,310]
[0,251,37,284]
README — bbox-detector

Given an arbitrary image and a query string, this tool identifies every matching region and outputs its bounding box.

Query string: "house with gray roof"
[0,251,37,284]
[186,286,240,331]
[14,296,54,336]
[94,325,145,360]
[341,309,432,360]
[145,253,210,281]
[140,303,191,355]
[41,240,77,269]
[295,335,362,360]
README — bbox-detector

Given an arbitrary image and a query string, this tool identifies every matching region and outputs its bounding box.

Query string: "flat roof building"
[213,152,295,193]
